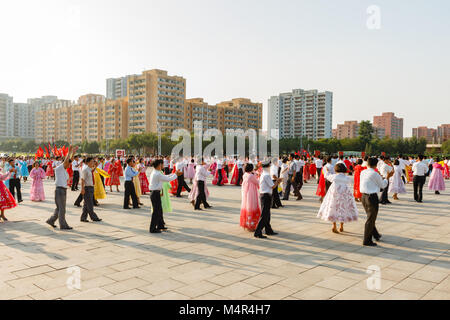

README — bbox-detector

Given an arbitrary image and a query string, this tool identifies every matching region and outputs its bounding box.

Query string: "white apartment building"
[0,93,14,138]
[266,89,333,140]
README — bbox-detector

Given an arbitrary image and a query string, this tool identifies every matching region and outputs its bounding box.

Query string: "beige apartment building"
[413,124,450,143]
[35,94,128,144]
[185,98,262,133]
[333,120,386,139]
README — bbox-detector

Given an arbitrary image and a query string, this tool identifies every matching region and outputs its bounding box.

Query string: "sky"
[0,0,449,137]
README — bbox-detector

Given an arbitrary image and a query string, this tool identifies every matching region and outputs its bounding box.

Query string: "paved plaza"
[0,177,449,300]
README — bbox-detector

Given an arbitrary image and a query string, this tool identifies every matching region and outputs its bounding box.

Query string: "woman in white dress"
[317,163,358,233]
[389,159,406,200]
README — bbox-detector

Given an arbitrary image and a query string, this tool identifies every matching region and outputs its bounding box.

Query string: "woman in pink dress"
[138,159,150,195]
[428,158,446,194]
[184,159,196,184]
[30,162,46,202]
[240,163,261,232]
[0,169,16,222]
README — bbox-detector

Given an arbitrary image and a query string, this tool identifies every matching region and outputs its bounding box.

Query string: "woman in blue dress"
[19,157,29,182]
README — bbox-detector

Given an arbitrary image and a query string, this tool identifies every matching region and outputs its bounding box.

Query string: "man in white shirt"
[216,158,224,186]
[80,157,102,223]
[46,146,77,230]
[270,159,283,209]
[236,157,244,186]
[412,155,429,203]
[360,157,394,246]
[294,155,304,200]
[175,158,191,197]
[282,154,300,201]
[193,158,212,210]
[254,161,281,239]
[315,156,324,183]
[149,159,177,233]
[379,158,393,205]
[71,156,81,191]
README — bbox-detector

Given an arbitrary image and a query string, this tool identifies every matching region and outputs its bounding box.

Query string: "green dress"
[161,181,172,213]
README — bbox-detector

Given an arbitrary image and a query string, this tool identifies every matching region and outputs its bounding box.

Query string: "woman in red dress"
[107,159,122,192]
[0,170,16,222]
[353,159,366,202]
[138,158,150,195]
[46,160,54,179]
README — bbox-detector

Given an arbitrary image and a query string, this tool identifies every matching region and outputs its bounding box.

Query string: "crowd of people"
[0,150,448,246]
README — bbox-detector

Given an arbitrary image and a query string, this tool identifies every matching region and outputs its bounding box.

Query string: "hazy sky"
[1,0,449,136]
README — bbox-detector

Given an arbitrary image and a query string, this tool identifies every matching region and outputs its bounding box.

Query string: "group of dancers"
[0,150,448,246]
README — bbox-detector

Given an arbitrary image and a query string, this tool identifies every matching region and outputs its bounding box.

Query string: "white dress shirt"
[72,160,79,172]
[412,161,429,176]
[216,160,223,169]
[259,169,274,194]
[359,168,388,194]
[315,159,323,169]
[195,165,209,182]
[270,164,278,179]
[237,159,244,169]
[149,170,177,191]
[54,164,69,188]
[379,162,393,178]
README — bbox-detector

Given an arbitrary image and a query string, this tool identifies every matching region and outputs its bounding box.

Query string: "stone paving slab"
[0,176,449,300]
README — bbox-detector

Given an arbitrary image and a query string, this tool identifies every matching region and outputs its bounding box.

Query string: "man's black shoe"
[254,234,268,239]
[363,242,378,247]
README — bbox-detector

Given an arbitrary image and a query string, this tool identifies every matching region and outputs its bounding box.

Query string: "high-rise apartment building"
[333,120,385,140]
[106,77,128,100]
[35,94,128,144]
[0,93,14,138]
[185,98,262,133]
[108,69,186,135]
[412,124,450,143]
[373,112,404,139]
[267,89,333,140]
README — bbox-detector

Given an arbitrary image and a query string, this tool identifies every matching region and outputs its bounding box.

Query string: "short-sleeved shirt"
[55,164,69,188]
[81,166,94,187]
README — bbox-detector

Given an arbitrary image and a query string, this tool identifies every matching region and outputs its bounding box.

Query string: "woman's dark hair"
[435,157,440,162]
[394,159,400,166]
[152,159,164,168]
[245,163,254,173]
[357,159,363,165]
[335,163,347,173]
[326,156,332,164]
[282,157,288,164]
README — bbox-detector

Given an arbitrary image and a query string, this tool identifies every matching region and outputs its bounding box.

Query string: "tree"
[442,140,450,154]
[358,121,374,149]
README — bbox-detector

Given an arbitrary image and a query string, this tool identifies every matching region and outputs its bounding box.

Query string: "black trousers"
[72,171,80,190]
[282,174,299,200]
[380,180,389,203]
[217,169,223,186]
[176,174,191,196]
[413,175,426,202]
[295,170,303,199]
[361,193,381,245]
[272,180,282,208]
[124,181,139,209]
[236,168,243,186]
[9,178,22,202]
[164,167,170,175]
[150,191,164,232]
[317,168,323,183]
[224,165,229,178]
[195,180,209,209]
[255,193,274,236]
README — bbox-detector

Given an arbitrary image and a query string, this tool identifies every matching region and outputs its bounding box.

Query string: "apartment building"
[333,120,385,140]
[373,112,404,139]
[413,124,450,143]
[185,98,262,133]
[0,93,14,138]
[267,89,333,140]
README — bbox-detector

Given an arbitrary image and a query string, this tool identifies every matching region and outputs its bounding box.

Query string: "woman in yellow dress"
[133,163,143,206]
[94,165,110,202]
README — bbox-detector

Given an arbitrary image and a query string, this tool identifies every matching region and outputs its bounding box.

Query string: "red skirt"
[0,181,17,210]
[316,172,326,197]
[229,165,239,185]
[212,168,229,185]
[106,172,120,186]
[139,172,150,194]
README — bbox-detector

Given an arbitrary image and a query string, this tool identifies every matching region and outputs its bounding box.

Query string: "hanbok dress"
[20,161,29,178]
[133,165,142,199]
[0,171,16,210]
[240,172,261,231]
[106,160,122,186]
[184,162,196,181]
[229,164,239,185]
[46,161,54,177]
[212,166,229,185]
[353,165,366,199]
[138,164,150,194]
[317,173,358,223]
[389,165,406,194]
[94,168,109,200]
[309,163,317,177]
[428,163,446,191]
[67,166,73,188]
[30,167,46,201]
[161,180,173,213]
[441,161,449,179]
[170,168,187,195]
[189,177,210,204]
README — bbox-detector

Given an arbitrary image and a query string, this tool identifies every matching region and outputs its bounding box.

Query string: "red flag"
[314,150,321,157]
[44,146,50,158]
[63,146,69,157]
[361,152,366,158]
